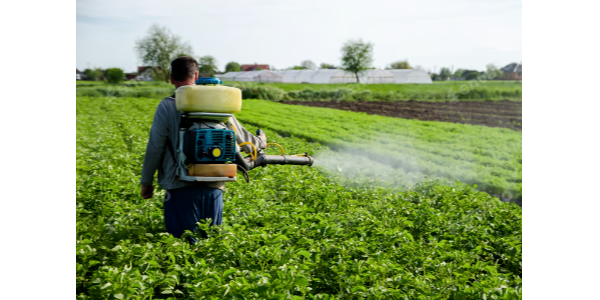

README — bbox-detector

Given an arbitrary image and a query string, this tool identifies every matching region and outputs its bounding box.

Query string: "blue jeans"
[164,186,223,243]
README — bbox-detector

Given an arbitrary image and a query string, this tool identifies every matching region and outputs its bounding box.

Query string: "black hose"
[235,151,252,170]
[237,150,314,172]
[263,155,314,166]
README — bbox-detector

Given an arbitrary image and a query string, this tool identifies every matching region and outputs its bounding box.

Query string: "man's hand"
[141,184,154,199]
[259,134,267,149]
[256,129,267,149]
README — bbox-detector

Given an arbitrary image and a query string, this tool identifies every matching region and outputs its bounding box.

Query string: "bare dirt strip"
[282,100,522,131]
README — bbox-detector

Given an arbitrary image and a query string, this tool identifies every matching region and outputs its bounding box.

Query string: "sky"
[76,0,522,73]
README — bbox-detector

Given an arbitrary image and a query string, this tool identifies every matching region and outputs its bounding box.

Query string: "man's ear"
[169,73,175,85]
[194,71,199,81]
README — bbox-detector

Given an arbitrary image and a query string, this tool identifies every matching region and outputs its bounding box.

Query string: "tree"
[484,64,503,80]
[463,70,481,80]
[83,68,103,81]
[340,38,374,83]
[453,69,466,79]
[134,24,193,82]
[320,63,337,69]
[105,68,124,84]
[300,60,317,70]
[439,67,452,80]
[225,61,241,73]
[388,61,411,69]
[198,55,219,76]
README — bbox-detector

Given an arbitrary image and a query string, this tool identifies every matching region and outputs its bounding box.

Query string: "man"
[140,56,265,243]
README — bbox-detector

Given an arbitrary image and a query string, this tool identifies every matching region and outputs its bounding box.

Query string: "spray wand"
[234,129,314,182]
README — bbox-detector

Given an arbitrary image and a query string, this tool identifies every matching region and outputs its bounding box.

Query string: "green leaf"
[223,268,238,279]
[295,277,309,287]
[88,260,100,267]
[297,250,311,259]
[114,293,124,299]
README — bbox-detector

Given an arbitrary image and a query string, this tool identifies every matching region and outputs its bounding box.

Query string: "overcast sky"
[76,0,521,73]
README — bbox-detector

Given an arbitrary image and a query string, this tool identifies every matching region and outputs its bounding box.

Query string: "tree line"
[80,24,507,84]
[132,25,400,83]
[79,68,125,84]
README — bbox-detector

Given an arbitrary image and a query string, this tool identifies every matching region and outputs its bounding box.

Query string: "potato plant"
[77,96,521,299]
[236,100,522,201]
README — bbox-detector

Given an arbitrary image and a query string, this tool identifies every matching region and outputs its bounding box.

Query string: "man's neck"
[173,81,195,89]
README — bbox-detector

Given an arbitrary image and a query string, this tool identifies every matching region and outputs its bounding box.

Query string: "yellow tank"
[175,85,242,113]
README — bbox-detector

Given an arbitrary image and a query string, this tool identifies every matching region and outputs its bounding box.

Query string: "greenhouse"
[219,71,282,82]
[387,69,433,84]
[219,69,432,84]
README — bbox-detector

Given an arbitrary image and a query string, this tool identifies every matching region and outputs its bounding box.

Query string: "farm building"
[500,63,522,80]
[125,73,138,80]
[241,64,271,71]
[136,66,155,81]
[219,69,432,84]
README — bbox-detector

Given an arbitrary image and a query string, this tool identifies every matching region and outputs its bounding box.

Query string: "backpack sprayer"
[174,77,314,183]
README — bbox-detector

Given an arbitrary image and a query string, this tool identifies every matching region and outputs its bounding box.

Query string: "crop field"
[236,100,522,202]
[76,81,175,99]
[248,81,522,95]
[224,81,522,102]
[283,100,522,131]
[77,94,521,299]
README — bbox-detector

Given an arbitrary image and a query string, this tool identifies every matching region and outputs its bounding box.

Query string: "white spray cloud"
[313,131,429,190]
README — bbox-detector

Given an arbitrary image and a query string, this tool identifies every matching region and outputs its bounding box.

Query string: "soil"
[282,100,522,131]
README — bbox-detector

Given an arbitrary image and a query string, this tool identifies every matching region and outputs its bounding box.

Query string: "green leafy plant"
[76,95,521,299]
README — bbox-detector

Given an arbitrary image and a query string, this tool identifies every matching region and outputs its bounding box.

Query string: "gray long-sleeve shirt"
[140,95,264,190]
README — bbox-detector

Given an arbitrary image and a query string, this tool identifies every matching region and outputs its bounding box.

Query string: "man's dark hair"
[170,56,198,81]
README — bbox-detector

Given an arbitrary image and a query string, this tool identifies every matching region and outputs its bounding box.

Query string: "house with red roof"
[241,64,271,71]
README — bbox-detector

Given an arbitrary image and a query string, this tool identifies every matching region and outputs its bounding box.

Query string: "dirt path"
[283,100,522,131]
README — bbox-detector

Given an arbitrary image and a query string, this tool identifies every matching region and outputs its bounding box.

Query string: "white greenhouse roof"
[219,71,244,81]
[220,69,431,84]
[220,71,282,82]
[311,69,342,84]
[271,70,303,83]
[388,70,432,84]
